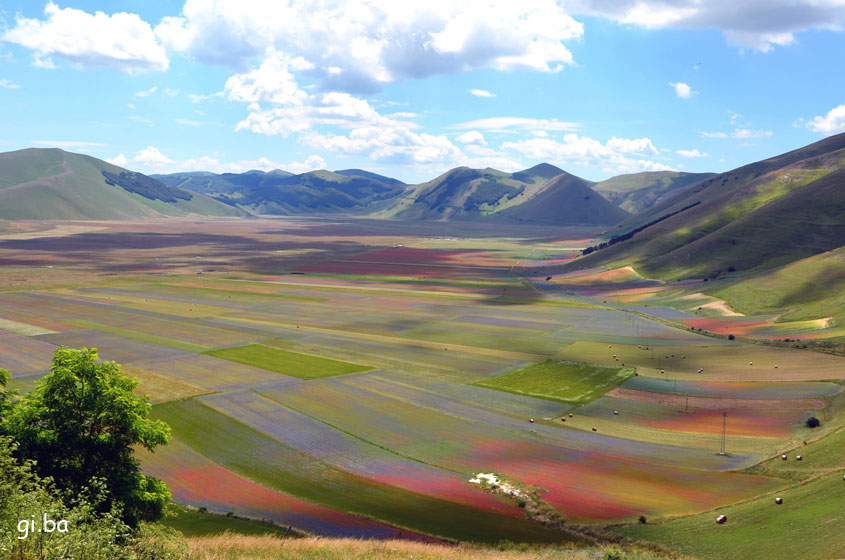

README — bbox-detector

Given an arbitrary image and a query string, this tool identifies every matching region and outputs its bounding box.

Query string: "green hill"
[384,164,629,226]
[569,133,845,279]
[154,168,406,215]
[0,148,248,220]
[593,171,716,213]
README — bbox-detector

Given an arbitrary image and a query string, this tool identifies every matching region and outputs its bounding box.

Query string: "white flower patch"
[469,473,525,498]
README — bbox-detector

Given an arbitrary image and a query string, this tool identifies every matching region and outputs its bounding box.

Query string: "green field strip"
[203,344,374,379]
[620,473,845,560]
[476,360,636,405]
[746,426,845,481]
[162,505,296,538]
[0,317,56,336]
[64,319,209,353]
[152,399,572,543]
[152,283,330,302]
[218,316,549,361]
[229,278,496,301]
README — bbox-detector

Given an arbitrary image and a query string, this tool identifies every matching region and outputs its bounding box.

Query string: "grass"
[619,473,845,560]
[475,360,635,404]
[745,427,845,481]
[66,319,209,353]
[184,535,680,560]
[163,505,297,538]
[202,344,374,379]
[155,283,330,302]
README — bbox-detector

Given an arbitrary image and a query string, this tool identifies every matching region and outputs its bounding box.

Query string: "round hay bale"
[716,515,727,524]
[660,369,665,374]
[774,365,779,368]
[749,361,753,365]
[613,410,619,415]
[775,497,783,505]
[781,455,788,461]
[561,418,566,422]
[529,418,534,423]
[609,345,613,348]
[568,413,573,418]
[592,427,597,432]
[796,455,803,461]
[682,355,686,359]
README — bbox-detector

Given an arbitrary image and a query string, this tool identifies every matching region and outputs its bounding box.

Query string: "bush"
[806,416,821,429]
[728,334,735,340]
[638,515,647,524]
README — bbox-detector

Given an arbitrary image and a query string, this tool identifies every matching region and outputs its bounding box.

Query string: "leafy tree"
[806,416,821,429]
[7,347,171,526]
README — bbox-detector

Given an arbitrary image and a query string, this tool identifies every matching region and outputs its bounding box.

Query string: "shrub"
[638,515,647,524]
[806,416,821,429]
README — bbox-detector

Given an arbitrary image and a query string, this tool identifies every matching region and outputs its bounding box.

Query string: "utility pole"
[685,393,690,414]
[719,412,727,455]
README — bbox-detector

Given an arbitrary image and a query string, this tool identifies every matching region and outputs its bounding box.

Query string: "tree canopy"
[4,347,171,526]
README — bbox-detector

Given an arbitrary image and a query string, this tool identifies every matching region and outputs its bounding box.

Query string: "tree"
[806,416,821,429]
[7,347,171,526]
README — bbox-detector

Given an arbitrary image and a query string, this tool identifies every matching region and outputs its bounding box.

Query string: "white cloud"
[224,48,310,106]
[164,88,180,97]
[105,154,128,167]
[451,117,579,132]
[805,103,845,136]
[677,149,709,158]
[470,89,495,97]
[702,128,773,139]
[134,86,157,97]
[456,130,487,145]
[134,146,172,166]
[386,112,418,118]
[669,82,693,99]
[2,2,168,73]
[502,133,673,173]
[0,79,21,89]
[570,1,845,52]
[127,103,136,109]
[128,115,153,124]
[174,118,204,126]
[32,140,105,148]
[154,0,582,93]
[188,93,210,103]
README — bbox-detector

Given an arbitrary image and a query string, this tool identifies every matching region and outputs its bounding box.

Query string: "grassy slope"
[566,137,845,279]
[164,505,295,538]
[0,148,245,219]
[184,535,679,560]
[712,247,845,324]
[593,171,716,213]
[202,344,374,379]
[476,361,635,404]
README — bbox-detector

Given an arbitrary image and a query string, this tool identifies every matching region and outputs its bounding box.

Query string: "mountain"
[569,133,845,279]
[382,164,630,226]
[593,171,716,213]
[154,168,405,215]
[0,148,248,220]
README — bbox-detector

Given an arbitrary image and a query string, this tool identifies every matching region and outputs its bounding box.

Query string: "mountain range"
[1,134,843,289]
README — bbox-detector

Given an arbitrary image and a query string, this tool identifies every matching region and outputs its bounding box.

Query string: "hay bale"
[775,497,783,505]
[796,455,803,461]
[781,455,788,461]
[613,410,619,415]
[592,427,597,432]
[529,418,534,423]
[749,361,753,365]
[774,365,779,368]
[561,418,566,422]
[568,413,573,418]
[716,515,727,524]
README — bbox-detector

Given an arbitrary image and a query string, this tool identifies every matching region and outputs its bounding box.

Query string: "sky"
[0,1,844,183]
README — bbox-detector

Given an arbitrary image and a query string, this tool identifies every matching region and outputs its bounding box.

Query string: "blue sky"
[1,1,844,183]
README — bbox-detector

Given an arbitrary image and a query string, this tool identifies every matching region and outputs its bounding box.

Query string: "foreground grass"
[185,535,680,560]
[477,360,635,404]
[203,344,374,379]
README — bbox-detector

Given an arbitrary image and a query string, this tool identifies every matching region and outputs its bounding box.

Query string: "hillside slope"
[593,171,716,213]
[155,168,405,215]
[569,134,845,279]
[0,149,247,220]
[385,164,629,226]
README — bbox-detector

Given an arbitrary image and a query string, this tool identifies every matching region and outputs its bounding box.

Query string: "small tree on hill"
[806,416,821,429]
[6,347,171,526]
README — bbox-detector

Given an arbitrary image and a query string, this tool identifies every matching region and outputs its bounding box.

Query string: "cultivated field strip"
[0,330,57,375]
[129,354,301,391]
[138,438,427,539]
[199,389,522,516]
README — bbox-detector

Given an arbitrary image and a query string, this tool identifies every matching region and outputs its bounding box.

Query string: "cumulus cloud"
[456,130,487,145]
[0,79,21,89]
[669,82,693,98]
[470,89,495,97]
[106,148,327,174]
[154,0,582,93]
[569,0,845,52]
[134,146,173,165]
[451,117,579,132]
[502,133,672,173]
[805,103,845,136]
[677,149,709,157]
[2,2,168,73]
[702,128,773,139]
